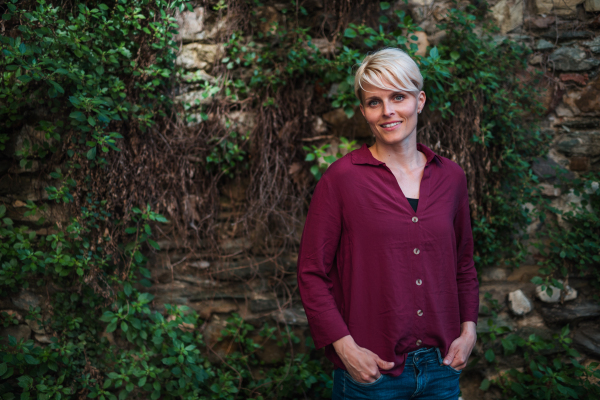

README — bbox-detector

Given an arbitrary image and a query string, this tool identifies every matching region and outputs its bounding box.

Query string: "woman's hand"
[442,321,477,371]
[333,335,395,383]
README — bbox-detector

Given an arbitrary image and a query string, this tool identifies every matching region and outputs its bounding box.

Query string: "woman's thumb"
[376,356,395,370]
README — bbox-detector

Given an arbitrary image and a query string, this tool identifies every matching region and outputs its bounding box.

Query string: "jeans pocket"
[344,371,385,386]
[445,364,462,374]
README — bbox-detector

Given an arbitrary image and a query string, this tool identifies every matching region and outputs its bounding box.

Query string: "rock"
[25,318,45,334]
[516,313,546,329]
[535,39,554,50]
[585,0,600,11]
[189,299,239,320]
[35,334,53,344]
[508,290,533,316]
[542,31,594,41]
[529,53,543,65]
[176,43,222,71]
[253,334,286,364]
[311,116,328,135]
[322,108,349,127]
[573,324,600,358]
[538,183,561,197]
[556,131,600,157]
[249,297,279,313]
[0,324,31,344]
[1,310,23,323]
[477,313,515,334]
[549,47,600,72]
[532,157,574,183]
[428,30,447,46]
[583,36,600,53]
[0,176,50,202]
[535,281,577,303]
[203,318,235,362]
[569,156,590,171]
[560,73,589,86]
[188,260,210,269]
[220,111,257,136]
[271,307,308,326]
[558,118,600,129]
[408,31,429,57]
[481,267,509,282]
[555,103,574,117]
[563,77,600,115]
[308,38,340,54]
[11,290,43,312]
[536,0,585,15]
[541,302,600,325]
[525,16,555,29]
[175,7,205,42]
[549,188,595,228]
[491,0,524,33]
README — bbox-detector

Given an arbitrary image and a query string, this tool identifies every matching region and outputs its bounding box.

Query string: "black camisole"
[406,197,418,213]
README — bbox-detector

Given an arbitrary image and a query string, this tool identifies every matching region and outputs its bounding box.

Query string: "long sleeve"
[297,173,350,349]
[454,174,479,325]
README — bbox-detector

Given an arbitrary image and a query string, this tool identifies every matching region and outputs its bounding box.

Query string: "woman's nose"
[382,101,395,116]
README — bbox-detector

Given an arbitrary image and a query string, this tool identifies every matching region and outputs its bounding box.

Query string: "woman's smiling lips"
[379,121,402,130]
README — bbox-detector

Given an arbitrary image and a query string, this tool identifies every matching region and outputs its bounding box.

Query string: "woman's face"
[359,81,426,146]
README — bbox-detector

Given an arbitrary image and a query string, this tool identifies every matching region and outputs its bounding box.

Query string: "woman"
[297,48,479,400]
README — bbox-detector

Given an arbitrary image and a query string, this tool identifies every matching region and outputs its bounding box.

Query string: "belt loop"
[435,347,443,365]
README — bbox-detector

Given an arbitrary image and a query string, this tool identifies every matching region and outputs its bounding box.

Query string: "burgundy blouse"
[297,143,479,377]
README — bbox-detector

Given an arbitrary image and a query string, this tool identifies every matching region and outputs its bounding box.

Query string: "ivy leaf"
[450,51,460,61]
[380,2,390,10]
[480,378,490,390]
[344,28,357,38]
[123,282,132,297]
[485,349,495,362]
[87,147,97,160]
[138,377,147,387]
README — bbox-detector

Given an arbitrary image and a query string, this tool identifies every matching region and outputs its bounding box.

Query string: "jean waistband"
[405,347,443,365]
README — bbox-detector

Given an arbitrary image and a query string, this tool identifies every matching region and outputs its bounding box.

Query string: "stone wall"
[2,1,599,398]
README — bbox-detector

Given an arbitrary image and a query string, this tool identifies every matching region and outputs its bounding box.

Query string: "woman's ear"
[359,103,365,118]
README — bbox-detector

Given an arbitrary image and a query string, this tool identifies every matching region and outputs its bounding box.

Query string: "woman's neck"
[368,135,425,172]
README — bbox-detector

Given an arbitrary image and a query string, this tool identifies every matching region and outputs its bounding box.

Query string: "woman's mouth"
[380,121,402,129]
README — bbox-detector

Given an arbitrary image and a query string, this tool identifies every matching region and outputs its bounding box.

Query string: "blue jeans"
[332,347,461,400]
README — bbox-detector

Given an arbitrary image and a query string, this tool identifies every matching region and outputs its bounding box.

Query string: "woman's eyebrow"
[364,95,380,101]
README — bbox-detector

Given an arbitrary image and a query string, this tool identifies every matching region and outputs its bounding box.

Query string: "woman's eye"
[369,100,379,106]
[394,95,404,101]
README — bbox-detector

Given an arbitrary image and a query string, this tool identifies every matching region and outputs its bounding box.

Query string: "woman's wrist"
[460,321,477,339]
[333,335,356,356]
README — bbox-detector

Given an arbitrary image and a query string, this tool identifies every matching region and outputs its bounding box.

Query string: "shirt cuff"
[307,307,351,349]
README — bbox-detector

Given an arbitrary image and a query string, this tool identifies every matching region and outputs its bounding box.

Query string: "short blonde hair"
[354,48,423,102]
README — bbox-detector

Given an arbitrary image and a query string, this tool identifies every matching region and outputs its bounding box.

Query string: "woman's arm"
[297,174,350,349]
[444,173,479,369]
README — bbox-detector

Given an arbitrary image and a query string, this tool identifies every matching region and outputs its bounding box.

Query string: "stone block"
[480,267,509,282]
[175,7,205,43]
[573,323,600,358]
[535,281,577,303]
[271,307,308,326]
[549,47,600,72]
[583,36,600,53]
[556,131,600,157]
[408,31,429,57]
[11,290,43,311]
[538,183,561,197]
[563,77,600,115]
[569,156,590,171]
[176,43,222,71]
[535,39,554,50]
[541,302,600,325]
[560,73,589,86]
[0,324,31,344]
[584,0,600,11]
[507,265,543,282]
[508,290,533,316]
[491,0,524,33]
[189,299,239,320]
[25,318,45,334]
[477,313,515,334]
[536,0,585,15]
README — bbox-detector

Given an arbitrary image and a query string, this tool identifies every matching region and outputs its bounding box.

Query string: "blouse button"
[416,279,422,285]
[413,248,420,255]
[412,216,418,223]
[417,310,423,316]
[416,339,422,346]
